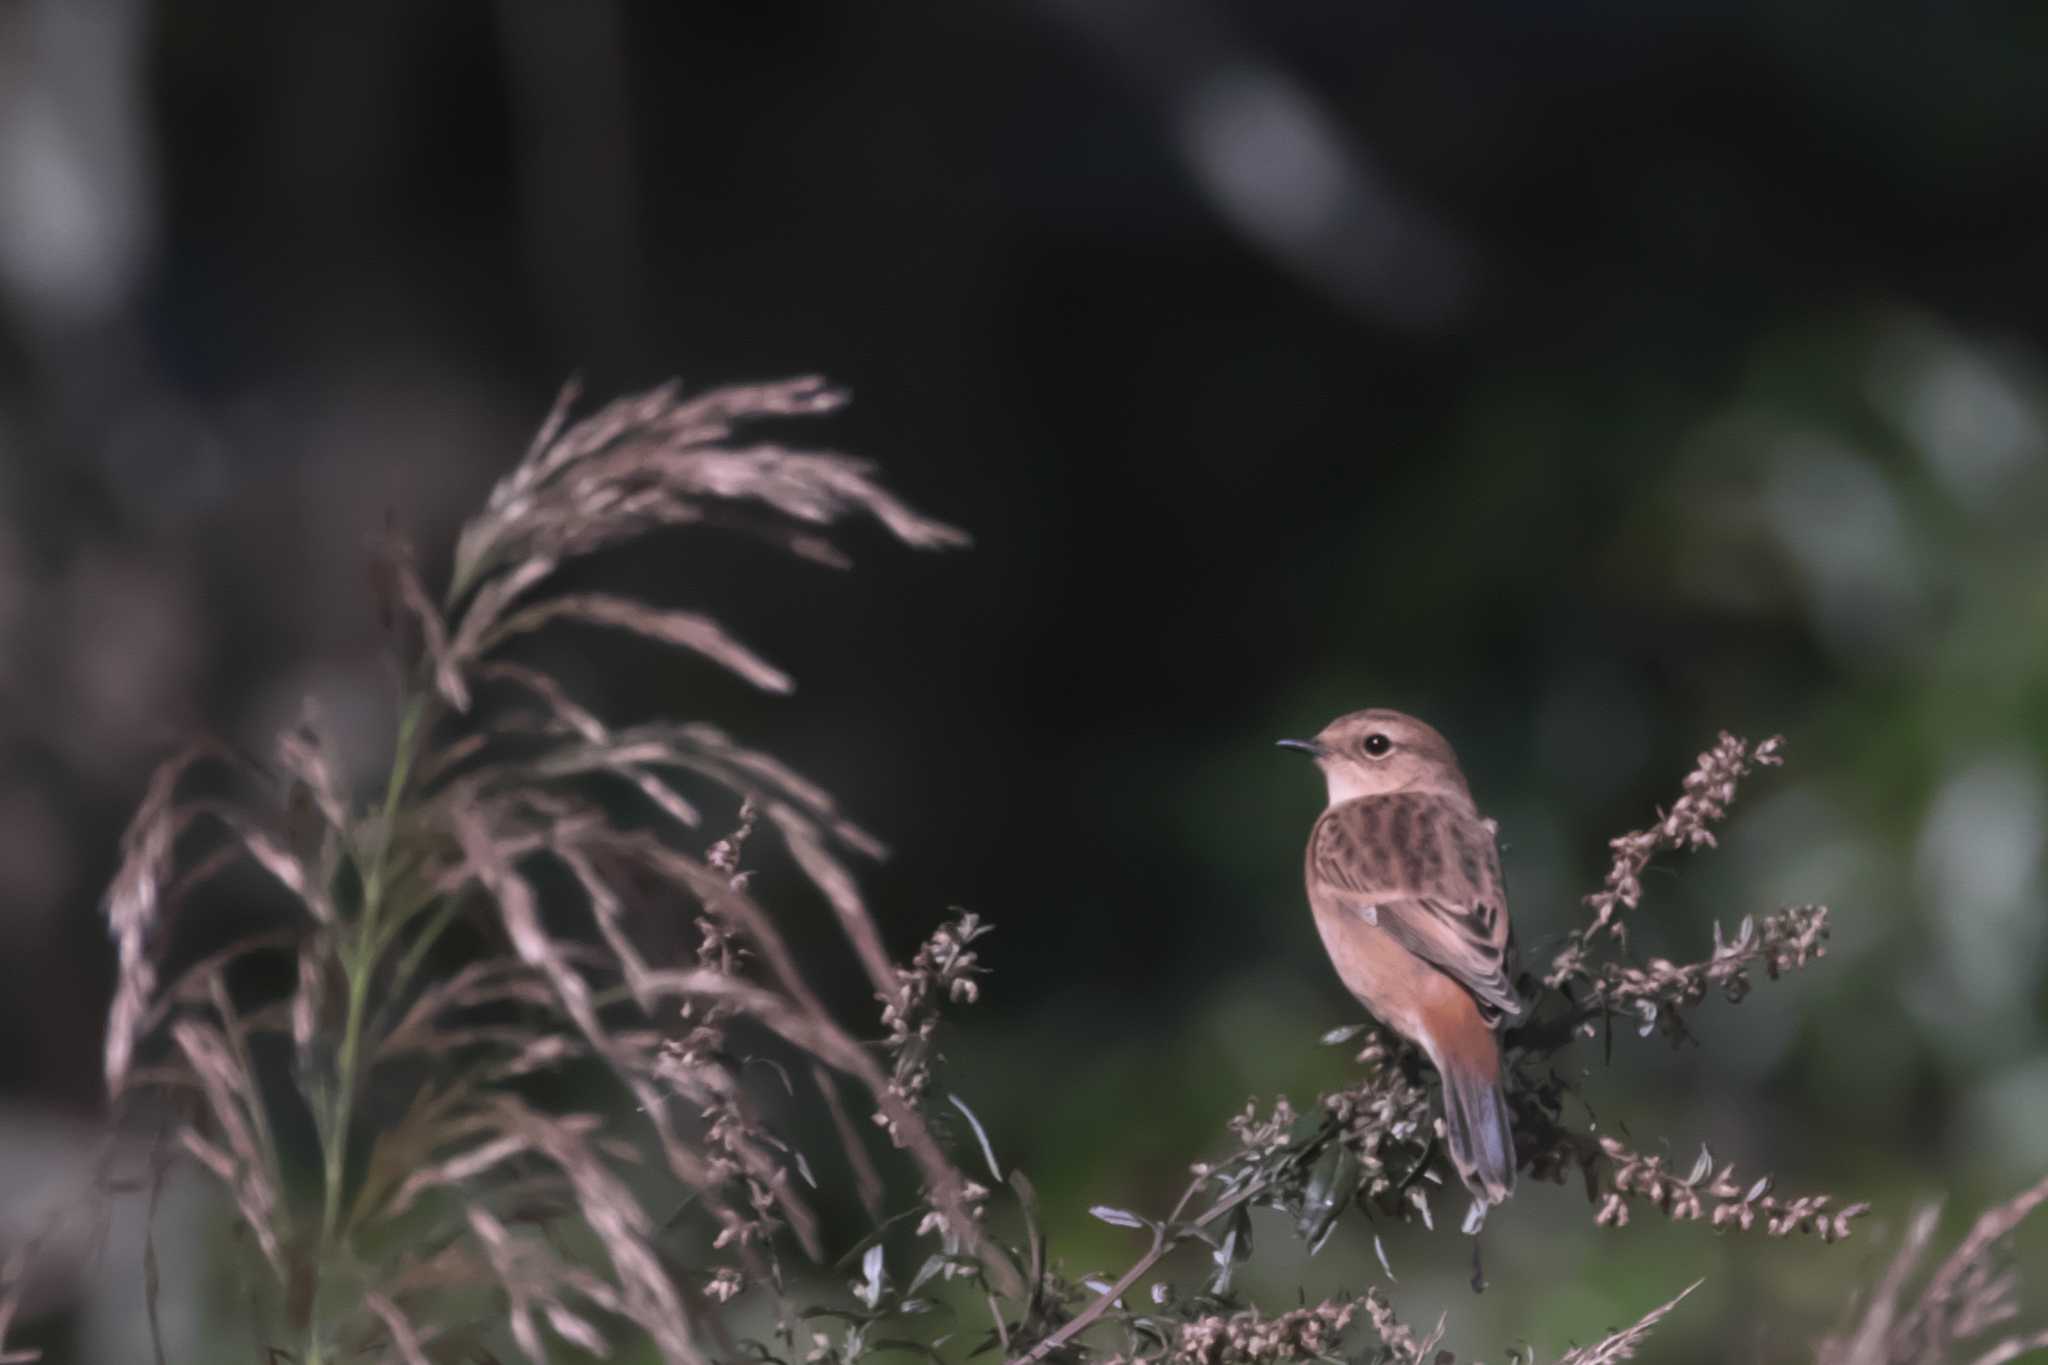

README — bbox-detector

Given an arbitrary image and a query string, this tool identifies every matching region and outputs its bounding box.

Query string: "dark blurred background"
[4,2,2048,1360]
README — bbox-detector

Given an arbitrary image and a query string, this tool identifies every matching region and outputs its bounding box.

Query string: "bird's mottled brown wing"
[1308,793,1520,1021]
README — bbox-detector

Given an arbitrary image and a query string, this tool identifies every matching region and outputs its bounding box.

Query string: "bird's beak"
[1276,738,1328,758]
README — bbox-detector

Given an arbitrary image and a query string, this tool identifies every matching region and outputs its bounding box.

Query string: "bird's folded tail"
[1440,1062,1516,1205]
[1424,1010,1517,1207]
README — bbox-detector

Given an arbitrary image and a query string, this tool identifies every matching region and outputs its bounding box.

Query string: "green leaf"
[853,1243,886,1309]
[1089,1205,1148,1230]
[1208,1203,1255,1295]
[1298,1143,1357,1251]
[948,1093,1003,1182]
[832,1207,924,1272]
[908,1253,951,1296]
[1010,1169,1046,1297]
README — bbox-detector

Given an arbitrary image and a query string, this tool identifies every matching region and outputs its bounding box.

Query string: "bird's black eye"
[1363,733,1392,757]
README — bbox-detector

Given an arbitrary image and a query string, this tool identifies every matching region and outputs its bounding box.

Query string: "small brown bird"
[1281,709,1520,1206]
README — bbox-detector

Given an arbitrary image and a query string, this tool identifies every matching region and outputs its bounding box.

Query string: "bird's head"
[1278,708,1473,809]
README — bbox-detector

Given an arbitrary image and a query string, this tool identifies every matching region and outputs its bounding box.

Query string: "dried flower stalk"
[100,377,980,1364]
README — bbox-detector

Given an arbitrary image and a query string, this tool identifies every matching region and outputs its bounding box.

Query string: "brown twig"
[1008,1172,1271,1365]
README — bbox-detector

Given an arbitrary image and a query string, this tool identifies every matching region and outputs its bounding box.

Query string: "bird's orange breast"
[1308,895,1433,1041]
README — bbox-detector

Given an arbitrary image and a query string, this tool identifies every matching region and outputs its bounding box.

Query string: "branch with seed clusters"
[1583,1135,1864,1240]
[879,912,991,1136]
[1156,1299,1360,1365]
[1503,732,1855,1240]
[988,732,1857,1365]
[1560,732,1787,959]
[1572,903,1829,1043]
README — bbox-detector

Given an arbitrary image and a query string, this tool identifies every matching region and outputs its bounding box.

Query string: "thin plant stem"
[368,895,468,1033]
[1007,1161,1286,1365]
[306,692,428,1364]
